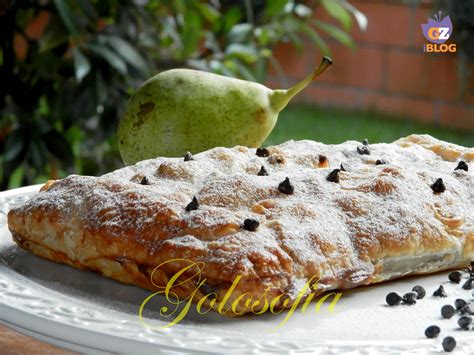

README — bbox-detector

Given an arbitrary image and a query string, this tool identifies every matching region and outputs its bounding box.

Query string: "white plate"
[0,185,473,354]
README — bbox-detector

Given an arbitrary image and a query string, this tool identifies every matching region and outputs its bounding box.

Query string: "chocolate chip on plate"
[412,285,426,299]
[402,292,417,305]
[424,325,440,339]
[433,285,447,297]
[454,161,468,172]
[441,305,455,319]
[459,305,474,316]
[448,271,462,284]
[257,166,268,176]
[184,152,194,161]
[375,159,388,165]
[457,316,472,330]
[185,196,199,211]
[442,336,456,352]
[256,147,270,157]
[431,178,446,193]
[386,292,402,306]
[455,299,468,311]
[243,218,259,232]
[326,169,341,183]
[462,278,473,290]
[278,177,294,194]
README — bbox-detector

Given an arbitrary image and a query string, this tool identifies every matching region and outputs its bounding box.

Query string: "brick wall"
[270,0,474,131]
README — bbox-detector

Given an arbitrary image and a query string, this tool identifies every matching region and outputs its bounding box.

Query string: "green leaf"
[255,56,267,83]
[313,20,354,48]
[209,60,235,78]
[39,19,70,53]
[225,43,259,64]
[72,47,91,83]
[233,59,257,82]
[53,0,80,36]
[77,0,98,20]
[194,3,219,23]
[264,0,288,18]
[286,31,304,52]
[181,11,202,58]
[292,4,312,18]
[101,35,149,75]
[7,166,24,189]
[29,139,48,171]
[321,0,352,31]
[221,6,242,33]
[4,130,24,162]
[300,25,331,56]
[254,27,272,46]
[87,43,128,75]
[341,1,368,31]
[227,23,253,44]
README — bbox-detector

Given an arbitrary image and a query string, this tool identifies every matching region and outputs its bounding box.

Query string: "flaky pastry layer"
[7,135,474,315]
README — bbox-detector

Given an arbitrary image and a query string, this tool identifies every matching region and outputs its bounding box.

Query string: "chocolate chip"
[433,285,447,297]
[340,163,347,171]
[184,152,194,161]
[386,292,402,306]
[425,325,440,339]
[441,305,455,319]
[357,145,370,155]
[412,285,426,299]
[257,166,268,176]
[448,271,462,283]
[431,178,446,193]
[459,305,474,315]
[362,138,369,146]
[442,336,456,352]
[319,155,328,165]
[455,299,468,311]
[256,147,269,157]
[402,292,417,305]
[243,218,259,232]
[185,196,199,211]
[375,159,387,165]
[457,316,472,330]
[462,278,472,290]
[455,161,468,172]
[131,174,150,185]
[326,169,341,183]
[278,177,294,194]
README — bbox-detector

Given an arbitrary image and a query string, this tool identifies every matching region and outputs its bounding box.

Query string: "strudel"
[7,135,474,315]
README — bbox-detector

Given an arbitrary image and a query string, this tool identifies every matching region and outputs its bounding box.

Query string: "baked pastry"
[7,134,474,315]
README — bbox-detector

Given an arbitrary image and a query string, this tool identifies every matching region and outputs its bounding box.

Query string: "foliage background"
[0,0,366,189]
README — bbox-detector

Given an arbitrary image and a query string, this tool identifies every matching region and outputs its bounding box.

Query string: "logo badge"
[421,11,456,53]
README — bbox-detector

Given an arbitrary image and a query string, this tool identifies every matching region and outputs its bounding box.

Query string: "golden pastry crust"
[7,134,474,315]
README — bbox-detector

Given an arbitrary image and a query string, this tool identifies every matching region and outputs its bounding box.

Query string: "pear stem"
[271,56,333,113]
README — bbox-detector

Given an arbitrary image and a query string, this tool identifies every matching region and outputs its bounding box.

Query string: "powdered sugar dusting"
[9,134,474,296]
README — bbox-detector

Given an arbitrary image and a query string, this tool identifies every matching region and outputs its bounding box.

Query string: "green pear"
[117,57,332,165]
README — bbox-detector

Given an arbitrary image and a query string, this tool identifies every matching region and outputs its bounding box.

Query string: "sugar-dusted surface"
[6,135,474,311]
